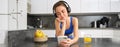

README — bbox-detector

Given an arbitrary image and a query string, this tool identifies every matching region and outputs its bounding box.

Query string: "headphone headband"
[53,1,71,17]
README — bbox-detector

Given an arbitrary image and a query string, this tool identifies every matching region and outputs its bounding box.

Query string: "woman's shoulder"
[71,17,78,21]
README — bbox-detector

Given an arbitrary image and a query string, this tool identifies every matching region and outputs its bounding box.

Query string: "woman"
[53,1,79,47]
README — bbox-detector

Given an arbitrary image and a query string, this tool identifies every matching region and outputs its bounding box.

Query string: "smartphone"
[57,36,68,43]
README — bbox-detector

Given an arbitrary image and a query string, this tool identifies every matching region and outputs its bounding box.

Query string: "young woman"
[53,1,79,47]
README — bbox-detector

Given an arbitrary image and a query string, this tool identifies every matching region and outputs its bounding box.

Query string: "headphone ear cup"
[54,13,57,17]
[67,7,71,13]
[63,1,71,13]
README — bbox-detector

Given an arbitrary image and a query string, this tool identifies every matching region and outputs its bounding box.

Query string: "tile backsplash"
[27,14,119,29]
[27,15,55,29]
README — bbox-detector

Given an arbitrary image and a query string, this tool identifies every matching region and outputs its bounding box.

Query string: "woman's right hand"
[59,40,71,47]
[56,18,66,24]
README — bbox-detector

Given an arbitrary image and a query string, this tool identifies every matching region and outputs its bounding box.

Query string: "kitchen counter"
[8,29,120,47]
[30,27,120,30]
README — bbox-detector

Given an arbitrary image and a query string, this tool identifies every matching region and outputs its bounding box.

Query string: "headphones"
[53,1,71,17]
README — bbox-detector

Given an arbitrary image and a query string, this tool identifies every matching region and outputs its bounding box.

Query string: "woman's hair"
[53,1,71,17]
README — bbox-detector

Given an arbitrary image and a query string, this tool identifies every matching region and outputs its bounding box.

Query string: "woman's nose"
[60,13,64,18]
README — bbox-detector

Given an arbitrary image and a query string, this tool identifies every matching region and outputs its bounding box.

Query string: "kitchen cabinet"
[41,29,113,38]
[80,29,113,38]
[113,30,120,43]
[98,0,111,12]
[110,0,120,12]
[31,0,47,14]
[80,0,99,13]
[30,0,120,14]
[47,0,81,13]
[47,0,59,14]
[64,0,81,13]
[31,0,81,14]
[80,0,120,13]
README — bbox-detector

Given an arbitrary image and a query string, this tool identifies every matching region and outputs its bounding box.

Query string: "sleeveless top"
[60,16,74,39]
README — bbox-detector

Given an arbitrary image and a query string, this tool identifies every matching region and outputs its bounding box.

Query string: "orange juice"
[84,34,92,43]
[84,43,92,47]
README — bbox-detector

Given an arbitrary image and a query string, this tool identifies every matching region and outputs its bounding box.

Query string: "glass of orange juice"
[84,34,92,43]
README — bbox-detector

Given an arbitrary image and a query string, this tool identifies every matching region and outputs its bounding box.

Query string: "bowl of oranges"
[34,29,48,42]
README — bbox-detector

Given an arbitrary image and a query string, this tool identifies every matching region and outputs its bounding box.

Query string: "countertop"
[8,29,120,47]
[28,27,120,30]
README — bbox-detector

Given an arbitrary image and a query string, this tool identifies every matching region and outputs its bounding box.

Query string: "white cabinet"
[80,0,120,13]
[31,0,81,14]
[112,30,120,43]
[79,29,113,38]
[31,0,47,14]
[47,0,59,14]
[65,0,81,13]
[31,0,120,14]
[98,0,111,12]
[80,0,99,13]
[110,0,120,12]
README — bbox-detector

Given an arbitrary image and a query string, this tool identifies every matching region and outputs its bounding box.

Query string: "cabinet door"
[18,0,27,29]
[8,0,18,30]
[0,0,8,14]
[110,0,120,12]
[98,0,110,12]
[65,0,81,13]
[47,0,59,14]
[80,0,99,13]
[31,0,47,14]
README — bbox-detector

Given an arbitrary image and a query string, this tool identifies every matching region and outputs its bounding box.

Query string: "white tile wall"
[0,30,8,47]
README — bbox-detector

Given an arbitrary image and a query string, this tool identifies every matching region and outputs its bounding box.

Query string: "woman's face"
[55,5,68,20]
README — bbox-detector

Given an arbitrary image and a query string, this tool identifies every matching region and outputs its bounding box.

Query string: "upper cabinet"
[65,0,81,13]
[31,0,81,14]
[79,0,120,13]
[98,0,111,12]
[30,0,120,14]
[110,0,120,12]
[31,0,47,14]
[47,0,59,14]
[80,0,99,13]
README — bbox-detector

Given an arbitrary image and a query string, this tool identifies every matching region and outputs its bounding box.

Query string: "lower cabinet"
[42,29,114,38]
[79,29,113,38]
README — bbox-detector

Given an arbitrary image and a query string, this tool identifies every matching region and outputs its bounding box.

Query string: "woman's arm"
[55,18,66,36]
[70,17,79,44]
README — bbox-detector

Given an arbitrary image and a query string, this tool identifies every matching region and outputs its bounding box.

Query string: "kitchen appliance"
[91,17,110,28]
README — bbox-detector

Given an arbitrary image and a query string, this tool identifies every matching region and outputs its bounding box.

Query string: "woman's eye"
[56,13,60,16]
[62,11,64,13]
